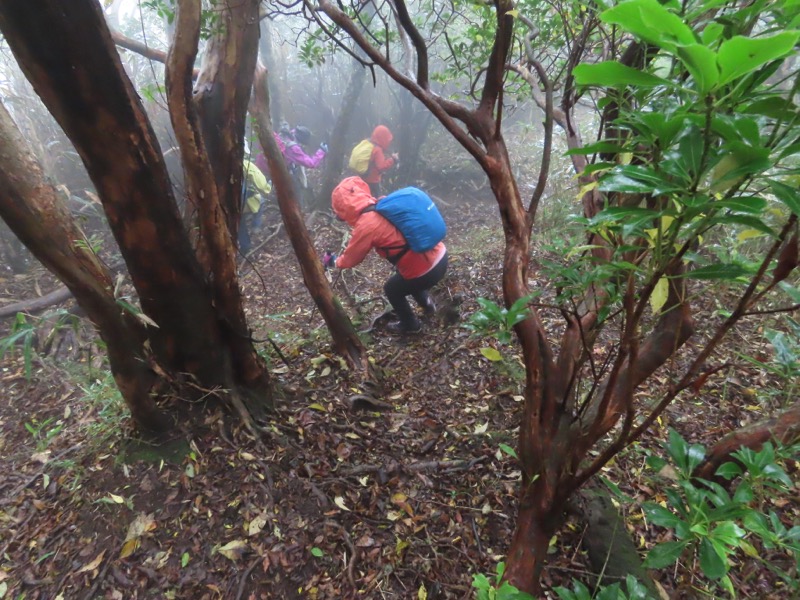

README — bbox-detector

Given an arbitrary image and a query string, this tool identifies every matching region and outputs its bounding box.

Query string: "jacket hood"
[370,125,393,150]
[331,176,376,226]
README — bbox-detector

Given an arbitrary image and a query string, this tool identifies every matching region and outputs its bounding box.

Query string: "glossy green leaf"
[714,196,768,214]
[677,44,719,94]
[711,521,746,547]
[644,540,688,568]
[601,0,695,50]
[565,141,627,156]
[769,180,800,216]
[718,32,800,86]
[573,61,669,88]
[643,503,685,529]
[701,21,725,45]
[710,214,774,236]
[684,263,751,280]
[698,538,727,580]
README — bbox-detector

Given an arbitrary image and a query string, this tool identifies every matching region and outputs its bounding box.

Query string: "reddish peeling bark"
[694,400,800,480]
[0,102,165,432]
[193,0,261,237]
[0,0,229,383]
[166,0,272,401]
[252,67,368,371]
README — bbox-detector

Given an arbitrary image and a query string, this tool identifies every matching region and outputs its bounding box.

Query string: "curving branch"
[313,0,488,165]
[111,28,199,77]
[392,0,429,88]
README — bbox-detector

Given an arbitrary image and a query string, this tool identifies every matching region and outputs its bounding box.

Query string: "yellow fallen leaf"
[77,550,105,574]
[217,540,249,561]
[107,493,125,504]
[119,539,139,559]
[248,512,268,537]
[307,403,327,412]
[473,422,489,435]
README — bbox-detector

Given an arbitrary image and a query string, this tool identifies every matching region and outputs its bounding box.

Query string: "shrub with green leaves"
[554,575,654,600]
[465,295,536,345]
[472,562,535,600]
[642,430,800,596]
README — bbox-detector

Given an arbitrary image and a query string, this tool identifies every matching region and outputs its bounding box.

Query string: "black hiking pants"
[384,252,448,330]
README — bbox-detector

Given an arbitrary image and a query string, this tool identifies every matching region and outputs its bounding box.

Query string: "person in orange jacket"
[324,177,447,333]
[363,125,398,197]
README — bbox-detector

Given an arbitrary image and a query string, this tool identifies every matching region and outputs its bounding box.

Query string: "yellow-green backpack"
[348,139,374,174]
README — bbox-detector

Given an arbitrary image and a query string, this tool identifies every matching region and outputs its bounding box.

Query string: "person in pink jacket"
[254,124,327,205]
[324,177,447,333]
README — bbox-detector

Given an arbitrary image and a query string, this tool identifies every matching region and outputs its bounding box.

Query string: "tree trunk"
[258,16,283,129]
[252,67,368,371]
[0,0,273,423]
[193,0,260,238]
[0,101,165,432]
[694,399,800,480]
[0,0,228,381]
[169,0,273,403]
[393,89,431,185]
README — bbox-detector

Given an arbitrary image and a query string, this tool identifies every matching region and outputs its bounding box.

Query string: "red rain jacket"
[331,177,445,280]
[364,125,396,185]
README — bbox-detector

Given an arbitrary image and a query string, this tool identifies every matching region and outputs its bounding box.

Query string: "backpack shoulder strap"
[358,205,409,264]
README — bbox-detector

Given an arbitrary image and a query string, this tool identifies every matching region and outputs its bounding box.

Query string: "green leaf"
[644,540,688,568]
[742,97,800,120]
[699,537,728,579]
[769,180,800,216]
[710,214,774,236]
[677,44,719,94]
[715,462,743,480]
[715,196,768,214]
[310,547,324,557]
[683,263,751,280]
[181,552,190,567]
[480,347,503,362]
[573,61,669,88]
[498,443,518,459]
[643,503,685,530]
[600,0,696,50]
[565,141,628,156]
[718,32,800,86]
[711,521,745,547]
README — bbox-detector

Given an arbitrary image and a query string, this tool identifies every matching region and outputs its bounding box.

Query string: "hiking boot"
[387,320,422,334]
[421,297,437,317]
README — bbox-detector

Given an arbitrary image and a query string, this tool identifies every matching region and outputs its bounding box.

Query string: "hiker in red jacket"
[324,177,447,333]
[364,125,398,197]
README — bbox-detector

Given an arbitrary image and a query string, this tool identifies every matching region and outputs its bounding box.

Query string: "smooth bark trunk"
[169,0,272,400]
[252,67,368,371]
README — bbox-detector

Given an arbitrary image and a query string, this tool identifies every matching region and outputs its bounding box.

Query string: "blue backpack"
[362,187,447,263]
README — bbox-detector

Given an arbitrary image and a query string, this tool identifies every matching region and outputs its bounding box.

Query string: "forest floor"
[0,185,797,600]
